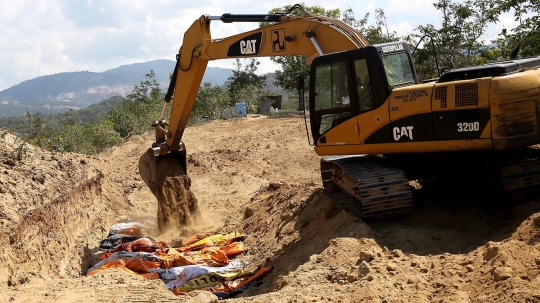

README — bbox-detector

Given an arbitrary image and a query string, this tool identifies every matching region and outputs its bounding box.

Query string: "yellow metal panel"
[477,78,491,107]
[357,100,390,143]
[479,121,492,139]
[389,82,434,121]
[490,69,540,106]
[314,139,493,156]
[432,82,448,111]
[489,69,540,139]
[200,18,361,60]
[317,118,361,146]
[491,100,537,138]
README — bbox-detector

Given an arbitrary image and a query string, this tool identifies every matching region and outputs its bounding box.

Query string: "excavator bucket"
[139,148,159,190]
[138,148,189,191]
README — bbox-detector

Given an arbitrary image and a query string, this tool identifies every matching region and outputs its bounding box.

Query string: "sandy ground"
[1,115,540,302]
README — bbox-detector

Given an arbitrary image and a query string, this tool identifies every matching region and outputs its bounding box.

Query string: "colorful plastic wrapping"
[88,226,267,298]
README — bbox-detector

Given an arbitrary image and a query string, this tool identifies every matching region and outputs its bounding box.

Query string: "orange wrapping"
[125,258,161,273]
[88,257,160,274]
[109,238,168,253]
[100,252,113,261]
[199,242,244,257]
[139,272,160,280]
[159,249,229,268]
[181,233,210,246]
[159,254,192,268]
[205,267,273,294]
[220,242,245,256]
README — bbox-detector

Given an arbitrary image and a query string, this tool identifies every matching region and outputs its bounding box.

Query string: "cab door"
[349,50,393,144]
[310,56,362,146]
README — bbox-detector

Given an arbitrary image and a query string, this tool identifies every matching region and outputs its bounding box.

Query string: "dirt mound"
[2,116,540,302]
[0,134,128,292]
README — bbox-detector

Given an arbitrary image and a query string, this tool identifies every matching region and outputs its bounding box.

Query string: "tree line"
[1,0,538,158]
[268,1,538,90]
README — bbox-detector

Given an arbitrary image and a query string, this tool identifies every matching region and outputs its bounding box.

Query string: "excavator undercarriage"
[321,156,413,221]
[322,147,540,221]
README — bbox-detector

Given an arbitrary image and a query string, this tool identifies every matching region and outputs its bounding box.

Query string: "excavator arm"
[139,6,369,190]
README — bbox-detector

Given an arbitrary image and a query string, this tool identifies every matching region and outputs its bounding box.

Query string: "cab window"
[313,60,352,135]
[382,52,415,86]
[354,59,372,112]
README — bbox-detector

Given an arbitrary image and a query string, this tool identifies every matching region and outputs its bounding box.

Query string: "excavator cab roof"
[438,57,540,83]
[371,41,411,55]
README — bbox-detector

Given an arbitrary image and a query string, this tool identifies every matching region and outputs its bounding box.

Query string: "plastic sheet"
[108,222,149,236]
[150,259,247,281]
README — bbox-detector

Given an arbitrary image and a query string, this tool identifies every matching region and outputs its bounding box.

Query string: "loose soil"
[150,153,201,231]
[1,115,540,303]
[154,174,200,231]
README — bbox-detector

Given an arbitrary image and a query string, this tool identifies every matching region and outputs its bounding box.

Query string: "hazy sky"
[0,0,517,91]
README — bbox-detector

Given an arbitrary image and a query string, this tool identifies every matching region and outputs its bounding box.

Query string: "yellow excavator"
[139,5,540,221]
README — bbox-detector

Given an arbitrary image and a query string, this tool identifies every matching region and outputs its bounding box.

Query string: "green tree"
[494,0,540,57]
[2,70,165,156]
[41,118,120,154]
[411,0,498,80]
[107,71,164,138]
[261,4,341,93]
[210,85,231,119]
[192,82,214,124]
[342,7,368,29]
[10,110,48,160]
[236,83,260,115]
[192,82,232,122]
[227,59,266,113]
[359,9,400,44]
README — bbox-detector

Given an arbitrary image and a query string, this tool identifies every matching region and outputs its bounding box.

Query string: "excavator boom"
[139,7,369,190]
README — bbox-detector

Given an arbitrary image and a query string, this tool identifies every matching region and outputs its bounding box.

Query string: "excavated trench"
[1,163,107,287]
[2,136,539,301]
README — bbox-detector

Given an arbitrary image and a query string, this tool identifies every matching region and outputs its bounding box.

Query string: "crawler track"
[321,155,413,221]
[495,148,540,199]
[321,148,540,221]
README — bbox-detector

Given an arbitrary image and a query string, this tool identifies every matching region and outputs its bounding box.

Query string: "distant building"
[259,95,282,114]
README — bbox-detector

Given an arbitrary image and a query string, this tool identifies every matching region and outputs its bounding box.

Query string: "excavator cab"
[307,42,417,145]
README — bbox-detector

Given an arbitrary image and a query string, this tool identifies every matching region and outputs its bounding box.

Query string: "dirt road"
[1,115,539,302]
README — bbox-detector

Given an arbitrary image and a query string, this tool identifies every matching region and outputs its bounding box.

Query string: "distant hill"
[0,60,233,118]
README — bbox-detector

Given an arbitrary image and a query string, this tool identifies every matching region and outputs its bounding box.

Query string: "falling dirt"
[1,115,540,302]
[154,175,200,231]
[151,155,201,232]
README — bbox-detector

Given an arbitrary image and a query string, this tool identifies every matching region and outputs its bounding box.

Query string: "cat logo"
[240,40,257,55]
[227,32,262,57]
[393,126,414,141]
